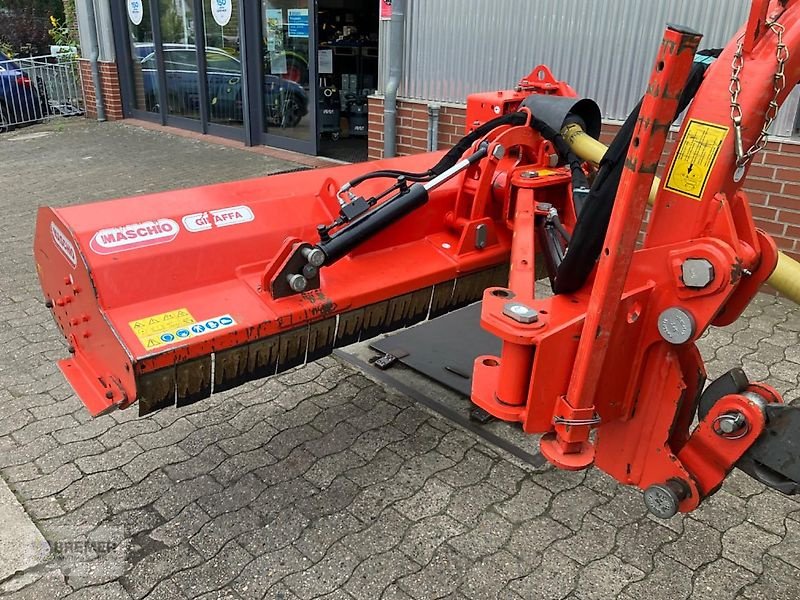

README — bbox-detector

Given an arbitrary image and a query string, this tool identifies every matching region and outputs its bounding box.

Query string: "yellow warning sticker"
[664,119,729,201]
[130,308,196,350]
[129,308,237,351]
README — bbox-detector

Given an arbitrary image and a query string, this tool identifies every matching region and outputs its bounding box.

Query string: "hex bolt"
[287,274,308,293]
[520,171,538,179]
[502,302,539,324]
[681,258,715,289]
[716,412,747,435]
[301,246,326,268]
[492,144,505,160]
[302,263,318,279]
[657,307,695,344]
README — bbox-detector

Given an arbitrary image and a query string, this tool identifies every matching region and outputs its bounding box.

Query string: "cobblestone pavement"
[1,119,800,599]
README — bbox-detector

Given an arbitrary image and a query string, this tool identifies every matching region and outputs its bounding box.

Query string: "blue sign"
[206,320,220,330]
[160,333,175,343]
[176,329,190,338]
[287,9,309,38]
[219,316,233,326]
[191,324,206,334]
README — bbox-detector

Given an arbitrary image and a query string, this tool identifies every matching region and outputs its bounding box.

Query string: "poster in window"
[127,0,144,25]
[287,8,309,38]
[210,0,233,27]
[266,8,282,52]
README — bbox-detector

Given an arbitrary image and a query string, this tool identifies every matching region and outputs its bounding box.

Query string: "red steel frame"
[33,0,799,512]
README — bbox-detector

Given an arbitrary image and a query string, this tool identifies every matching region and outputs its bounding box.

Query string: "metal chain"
[729,19,790,169]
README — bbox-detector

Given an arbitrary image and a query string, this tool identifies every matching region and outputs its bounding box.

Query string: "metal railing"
[0,53,85,131]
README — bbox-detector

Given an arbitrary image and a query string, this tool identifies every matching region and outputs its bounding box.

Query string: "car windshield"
[206,51,240,75]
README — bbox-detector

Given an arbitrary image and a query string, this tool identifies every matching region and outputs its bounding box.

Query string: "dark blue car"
[139,46,308,128]
[0,52,44,132]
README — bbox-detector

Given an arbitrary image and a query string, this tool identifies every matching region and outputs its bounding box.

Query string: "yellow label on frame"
[664,119,729,200]
[129,308,196,350]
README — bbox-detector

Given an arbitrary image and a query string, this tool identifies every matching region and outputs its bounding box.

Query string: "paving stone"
[618,553,693,600]
[495,479,552,523]
[448,511,513,560]
[344,548,420,600]
[172,540,253,597]
[96,419,161,451]
[458,550,526,600]
[215,421,278,457]
[549,486,606,531]
[399,544,470,600]
[691,558,758,600]
[509,549,580,600]
[295,512,363,562]
[256,447,317,486]
[553,514,618,565]
[446,482,508,525]
[266,424,324,460]
[400,514,466,565]
[75,439,143,475]
[153,474,222,520]
[768,518,800,566]
[662,517,723,570]
[133,417,195,451]
[284,542,360,600]
[232,546,310,600]
[303,449,365,488]
[345,447,405,487]
[692,489,748,532]
[533,467,587,494]
[190,507,262,558]
[164,444,228,483]
[64,580,133,599]
[573,555,643,600]
[746,490,800,535]
[149,502,212,548]
[239,507,309,556]
[2,571,71,600]
[122,445,190,483]
[506,515,572,568]
[722,521,782,574]
[312,402,365,434]
[60,470,132,512]
[211,447,279,486]
[13,462,82,499]
[179,423,241,457]
[122,543,203,599]
[614,519,679,573]
[104,469,172,513]
[349,424,406,461]
[394,476,454,522]
[341,507,411,560]
[590,486,647,526]
[487,459,528,495]
[197,472,266,518]
[11,414,79,445]
[293,475,357,521]
[741,555,800,600]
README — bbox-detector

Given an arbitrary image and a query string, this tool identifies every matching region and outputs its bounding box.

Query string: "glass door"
[259,0,318,153]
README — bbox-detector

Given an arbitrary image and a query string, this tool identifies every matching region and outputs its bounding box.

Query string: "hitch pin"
[732,116,745,162]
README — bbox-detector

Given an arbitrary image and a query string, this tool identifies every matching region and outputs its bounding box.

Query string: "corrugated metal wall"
[379,1,799,137]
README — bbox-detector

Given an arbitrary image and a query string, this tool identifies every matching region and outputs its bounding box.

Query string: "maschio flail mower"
[34,0,800,518]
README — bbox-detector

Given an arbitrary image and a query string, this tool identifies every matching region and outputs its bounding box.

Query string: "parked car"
[138,46,308,127]
[0,51,44,132]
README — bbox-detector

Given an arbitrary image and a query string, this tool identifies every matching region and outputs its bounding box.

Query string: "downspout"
[84,0,106,122]
[383,0,405,158]
[427,103,440,151]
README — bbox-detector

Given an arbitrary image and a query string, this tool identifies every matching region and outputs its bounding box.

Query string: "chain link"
[729,19,789,168]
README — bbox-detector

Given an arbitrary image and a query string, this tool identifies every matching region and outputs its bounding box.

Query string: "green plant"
[48,14,78,53]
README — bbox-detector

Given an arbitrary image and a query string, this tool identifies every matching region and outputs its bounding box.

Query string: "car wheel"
[280,95,304,128]
[330,131,340,141]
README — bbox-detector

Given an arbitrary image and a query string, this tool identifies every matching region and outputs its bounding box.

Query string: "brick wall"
[79,59,123,120]
[368,96,800,260]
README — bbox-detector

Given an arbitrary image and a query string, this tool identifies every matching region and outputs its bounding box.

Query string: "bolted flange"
[502,302,539,324]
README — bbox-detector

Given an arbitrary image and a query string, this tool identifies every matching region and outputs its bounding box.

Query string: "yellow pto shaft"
[561,123,800,305]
